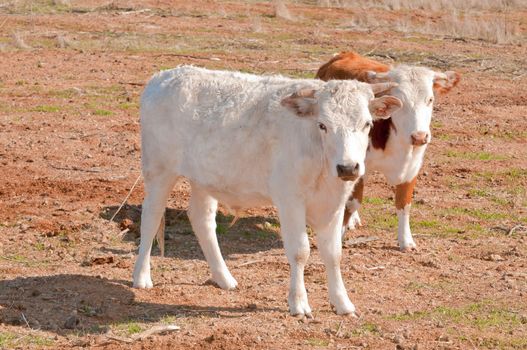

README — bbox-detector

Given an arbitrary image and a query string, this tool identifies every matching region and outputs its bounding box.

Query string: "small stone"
[64,315,80,329]
[485,254,505,262]
[437,334,449,342]
[205,334,215,343]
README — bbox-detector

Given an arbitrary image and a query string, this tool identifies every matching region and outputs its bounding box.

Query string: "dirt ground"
[0,1,526,349]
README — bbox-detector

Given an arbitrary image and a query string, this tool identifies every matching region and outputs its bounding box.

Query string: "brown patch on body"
[343,177,364,226]
[370,118,395,150]
[395,176,418,210]
[316,51,390,82]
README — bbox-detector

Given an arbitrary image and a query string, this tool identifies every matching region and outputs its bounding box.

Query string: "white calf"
[132,66,402,317]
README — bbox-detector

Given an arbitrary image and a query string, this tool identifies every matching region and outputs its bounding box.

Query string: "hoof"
[399,245,417,252]
[133,276,153,289]
[212,272,238,290]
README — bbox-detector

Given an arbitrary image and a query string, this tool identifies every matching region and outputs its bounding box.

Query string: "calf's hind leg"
[188,183,237,290]
[133,173,178,289]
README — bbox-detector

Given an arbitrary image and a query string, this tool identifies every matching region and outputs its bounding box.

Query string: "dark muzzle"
[336,163,360,181]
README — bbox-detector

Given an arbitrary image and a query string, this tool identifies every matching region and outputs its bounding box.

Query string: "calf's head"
[367,66,460,147]
[281,80,402,181]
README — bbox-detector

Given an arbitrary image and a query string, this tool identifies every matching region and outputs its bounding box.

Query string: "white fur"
[397,204,416,250]
[133,66,378,316]
[348,66,437,249]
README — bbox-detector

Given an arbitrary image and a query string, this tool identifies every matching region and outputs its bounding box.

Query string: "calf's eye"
[318,122,327,133]
[427,96,434,106]
[363,121,373,131]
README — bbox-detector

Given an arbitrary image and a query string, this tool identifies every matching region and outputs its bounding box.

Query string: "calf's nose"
[336,163,360,181]
[411,131,429,146]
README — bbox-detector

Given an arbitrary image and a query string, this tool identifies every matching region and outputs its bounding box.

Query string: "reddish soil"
[0,1,526,349]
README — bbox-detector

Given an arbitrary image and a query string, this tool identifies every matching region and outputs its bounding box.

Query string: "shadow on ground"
[100,205,283,260]
[0,274,278,335]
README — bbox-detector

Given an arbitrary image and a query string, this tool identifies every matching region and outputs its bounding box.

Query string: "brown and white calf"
[316,51,460,251]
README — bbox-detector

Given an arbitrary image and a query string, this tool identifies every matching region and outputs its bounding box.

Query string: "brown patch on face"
[343,177,364,226]
[370,118,395,150]
[316,51,390,82]
[395,176,418,210]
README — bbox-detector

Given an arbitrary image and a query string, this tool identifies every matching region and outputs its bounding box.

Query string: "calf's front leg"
[395,176,417,251]
[277,204,312,318]
[317,212,356,315]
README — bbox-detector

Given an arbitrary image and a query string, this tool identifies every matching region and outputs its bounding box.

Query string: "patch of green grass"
[404,281,428,291]
[0,254,30,264]
[414,219,440,229]
[118,102,138,110]
[442,207,508,221]
[160,315,178,324]
[431,120,444,128]
[445,150,508,161]
[478,127,527,141]
[435,133,453,141]
[242,230,274,239]
[92,109,113,116]
[285,70,316,79]
[505,168,527,180]
[0,333,16,348]
[216,224,228,235]
[364,197,390,205]
[305,338,330,346]
[32,105,61,113]
[5,0,71,15]
[113,321,143,336]
[126,323,142,335]
[367,211,398,231]
[352,322,381,336]
[0,332,54,348]
[48,88,80,99]
[478,336,527,349]
[27,335,54,346]
[34,242,46,251]
[466,187,511,206]
[468,188,488,197]
[387,301,522,332]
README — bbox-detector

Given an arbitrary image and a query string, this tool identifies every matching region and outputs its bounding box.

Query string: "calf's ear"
[281,89,318,117]
[369,96,402,120]
[433,71,460,94]
[369,82,398,97]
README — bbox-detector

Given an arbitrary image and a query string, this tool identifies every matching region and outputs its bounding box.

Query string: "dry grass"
[52,0,70,6]
[12,31,31,49]
[56,34,72,48]
[274,0,295,21]
[425,14,520,44]
[345,11,522,44]
[317,0,526,11]
[250,14,263,33]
